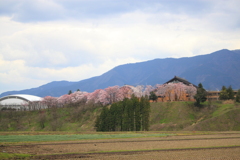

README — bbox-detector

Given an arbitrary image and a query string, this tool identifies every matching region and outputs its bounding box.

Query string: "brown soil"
[1,133,240,159]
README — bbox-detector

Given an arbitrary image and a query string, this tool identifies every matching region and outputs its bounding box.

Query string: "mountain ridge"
[1,49,240,97]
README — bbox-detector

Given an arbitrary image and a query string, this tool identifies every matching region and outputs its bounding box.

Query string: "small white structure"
[0,94,45,110]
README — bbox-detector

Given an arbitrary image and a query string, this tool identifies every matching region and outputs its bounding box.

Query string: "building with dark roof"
[164,76,197,88]
[153,76,197,102]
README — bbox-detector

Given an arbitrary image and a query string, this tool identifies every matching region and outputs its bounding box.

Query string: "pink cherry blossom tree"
[117,85,133,100]
[155,84,167,102]
[87,89,102,104]
[105,86,119,104]
[41,81,198,108]
[70,91,88,104]
[143,85,154,97]
[42,96,58,109]
[174,82,186,101]
[58,94,71,107]
[164,83,175,101]
[132,85,144,97]
[97,89,110,105]
[185,84,197,100]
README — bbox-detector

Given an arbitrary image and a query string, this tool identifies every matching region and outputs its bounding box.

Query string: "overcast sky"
[0,0,240,94]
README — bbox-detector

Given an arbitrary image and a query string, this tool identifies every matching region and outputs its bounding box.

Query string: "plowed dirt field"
[1,132,240,159]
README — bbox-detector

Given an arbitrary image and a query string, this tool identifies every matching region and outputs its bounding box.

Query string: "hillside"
[1,101,240,131]
[1,49,240,97]
[150,101,240,131]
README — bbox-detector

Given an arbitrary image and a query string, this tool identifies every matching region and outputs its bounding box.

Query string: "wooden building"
[207,90,238,101]
[155,76,197,102]
[154,76,238,102]
[164,76,198,88]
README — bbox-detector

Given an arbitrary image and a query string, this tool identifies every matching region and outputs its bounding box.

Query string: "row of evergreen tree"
[219,86,235,100]
[219,86,240,102]
[95,95,150,131]
[236,90,240,103]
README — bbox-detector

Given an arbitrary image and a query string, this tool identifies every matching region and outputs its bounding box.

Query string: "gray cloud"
[0,0,218,22]
[0,0,65,22]
[0,0,239,93]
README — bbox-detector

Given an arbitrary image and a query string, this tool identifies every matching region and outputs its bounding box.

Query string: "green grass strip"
[0,153,32,159]
[0,133,174,143]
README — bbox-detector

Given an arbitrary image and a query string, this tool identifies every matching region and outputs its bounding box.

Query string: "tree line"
[219,85,240,102]
[194,84,240,107]
[42,82,197,110]
[219,86,234,100]
[95,95,150,132]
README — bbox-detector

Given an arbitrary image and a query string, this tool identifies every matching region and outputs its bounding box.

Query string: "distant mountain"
[1,81,74,97]
[1,49,240,97]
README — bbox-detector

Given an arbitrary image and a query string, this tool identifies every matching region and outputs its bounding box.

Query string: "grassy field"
[0,132,173,143]
[1,131,240,159]
[150,101,240,131]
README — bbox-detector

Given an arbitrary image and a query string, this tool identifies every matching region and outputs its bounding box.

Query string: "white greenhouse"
[0,94,45,110]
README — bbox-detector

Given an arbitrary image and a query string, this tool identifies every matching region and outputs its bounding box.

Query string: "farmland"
[1,131,240,159]
[1,101,240,159]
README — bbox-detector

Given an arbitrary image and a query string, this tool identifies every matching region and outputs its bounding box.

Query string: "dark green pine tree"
[141,96,150,131]
[94,116,101,131]
[149,91,158,102]
[115,101,125,131]
[98,106,110,131]
[235,89,240,103]
[108,103,123,131]
[129,95,137,131]
[95,95,151,132]
[122,108,129,131]
[115,102,124,131]
[219,86,228,100]
[134,97,141,131]
[68,90,72,95]
[194,83,207,107]
[122,98,131,131]
[108,106,116,131]
[139,96,144,130]
[227,86,235,100]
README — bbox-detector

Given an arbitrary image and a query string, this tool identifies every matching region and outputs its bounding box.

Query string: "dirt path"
[77,147,240,160]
